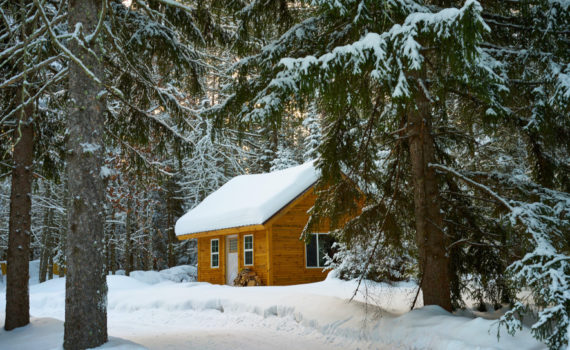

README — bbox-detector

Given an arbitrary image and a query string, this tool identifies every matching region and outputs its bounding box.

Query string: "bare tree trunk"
[4,87,34,331]
[408,72,452,312]
[4,1,35,327]
[39,205,54,283]
[167,215,175,268]
[57,253,65,277]
[47,254,54,280]
[63,0,108,347]
[144,230,152,271]
[109,227,116,275]
[124,197,133,276]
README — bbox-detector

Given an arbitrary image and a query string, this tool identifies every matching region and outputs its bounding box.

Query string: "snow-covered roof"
[175,161,319,236]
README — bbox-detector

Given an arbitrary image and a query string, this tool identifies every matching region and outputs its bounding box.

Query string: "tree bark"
[4,91,34,331]
[4,0,36,331]
[39,184,54,283]
[124,197,133,276]
[109,227,116,275]
[47,254,54,280]
[167,208,175,268]
[39,204,54,283]
[408,73,452,312]
[64,0,108,348]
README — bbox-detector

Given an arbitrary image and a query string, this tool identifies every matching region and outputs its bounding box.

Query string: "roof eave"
[176,224,266,240]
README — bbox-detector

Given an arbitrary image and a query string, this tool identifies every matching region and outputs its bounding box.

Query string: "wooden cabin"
[175,162,339,286]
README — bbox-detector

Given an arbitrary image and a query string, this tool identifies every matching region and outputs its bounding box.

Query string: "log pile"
[233,268,263,286]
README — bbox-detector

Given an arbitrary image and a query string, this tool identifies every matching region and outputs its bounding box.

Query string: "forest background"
[0,0,568,349]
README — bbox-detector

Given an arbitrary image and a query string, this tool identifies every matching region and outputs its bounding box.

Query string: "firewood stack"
[233,268,263,286]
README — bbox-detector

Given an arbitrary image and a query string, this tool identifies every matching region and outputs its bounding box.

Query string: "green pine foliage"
[216,0,569,348]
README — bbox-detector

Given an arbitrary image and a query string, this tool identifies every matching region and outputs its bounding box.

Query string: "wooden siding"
[197,236,225,285]
[198,231,270,285]
[271,190,329,285]
[238,230,268,285]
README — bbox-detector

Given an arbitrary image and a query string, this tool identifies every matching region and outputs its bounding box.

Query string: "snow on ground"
[0,265,544,350]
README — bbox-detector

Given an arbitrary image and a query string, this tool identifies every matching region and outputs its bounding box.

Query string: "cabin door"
[226,235,238,285]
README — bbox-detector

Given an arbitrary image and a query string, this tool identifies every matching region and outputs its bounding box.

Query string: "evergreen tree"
[270,143,299,171]
[63,0,108,346]
[302,102,322,161]
[214,0,568,347]
[479,1,569,347]
[220,0,501,312]
[2,0,37,331]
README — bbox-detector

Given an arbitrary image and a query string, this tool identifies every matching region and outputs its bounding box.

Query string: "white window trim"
[305,233,329,269]
[211,238,219,268]
[243,234,254,266]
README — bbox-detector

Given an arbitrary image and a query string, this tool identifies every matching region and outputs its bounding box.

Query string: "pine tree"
[214,2,568,346]
[302,102,322,161]
[63,0,108,347]
[220,0,504,311]
[270,143,299,171]
[3,0,36,331]
[478,1,569,347]
[1,0,70,330]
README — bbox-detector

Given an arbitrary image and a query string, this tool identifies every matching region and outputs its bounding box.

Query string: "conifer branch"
[0,54,63,89]
[0,67,68,127]
[85,0,107,44]
[428,163,514,211]
[33,0,103,85]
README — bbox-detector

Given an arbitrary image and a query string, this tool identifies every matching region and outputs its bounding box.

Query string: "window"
[244,235,253,266]
[211,239,219,268]
[306,233,335,268]
[228,238,238,253]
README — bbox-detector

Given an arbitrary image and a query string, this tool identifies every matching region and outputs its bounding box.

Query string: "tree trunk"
[4,88,34,331]
[4,0,35,331]
[63,0,108,348]
[39,205,54,283]
[408,73,452,312]
[167,210,175,268]
[144,231,152,271]
[47,254,54,280]
[124,197,133,276]
[109,227,116,275]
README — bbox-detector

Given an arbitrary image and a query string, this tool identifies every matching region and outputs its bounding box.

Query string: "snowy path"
[0,267,545,350]
[0,314,360,350]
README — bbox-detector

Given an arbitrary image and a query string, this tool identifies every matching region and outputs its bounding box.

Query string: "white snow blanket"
[0,265,544,350]
[175,161,319,236]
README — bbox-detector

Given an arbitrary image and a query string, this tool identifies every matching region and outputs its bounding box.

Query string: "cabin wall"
[197,230,269,285]
[237,230,268,285]
[271,191,328,285]
[197,236,225,285]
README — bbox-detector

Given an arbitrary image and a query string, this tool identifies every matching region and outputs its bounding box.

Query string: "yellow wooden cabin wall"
[237,230,268,285]
[197,230,270,285]
[270,190,328,285]
[197,236,226,285]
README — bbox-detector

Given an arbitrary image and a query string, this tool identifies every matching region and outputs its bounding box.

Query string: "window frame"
[305,233,331,269]
[243,234,254,266]
[210,238,219,268]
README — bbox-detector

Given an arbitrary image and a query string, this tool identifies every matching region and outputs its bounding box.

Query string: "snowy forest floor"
[0,262,544,350]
